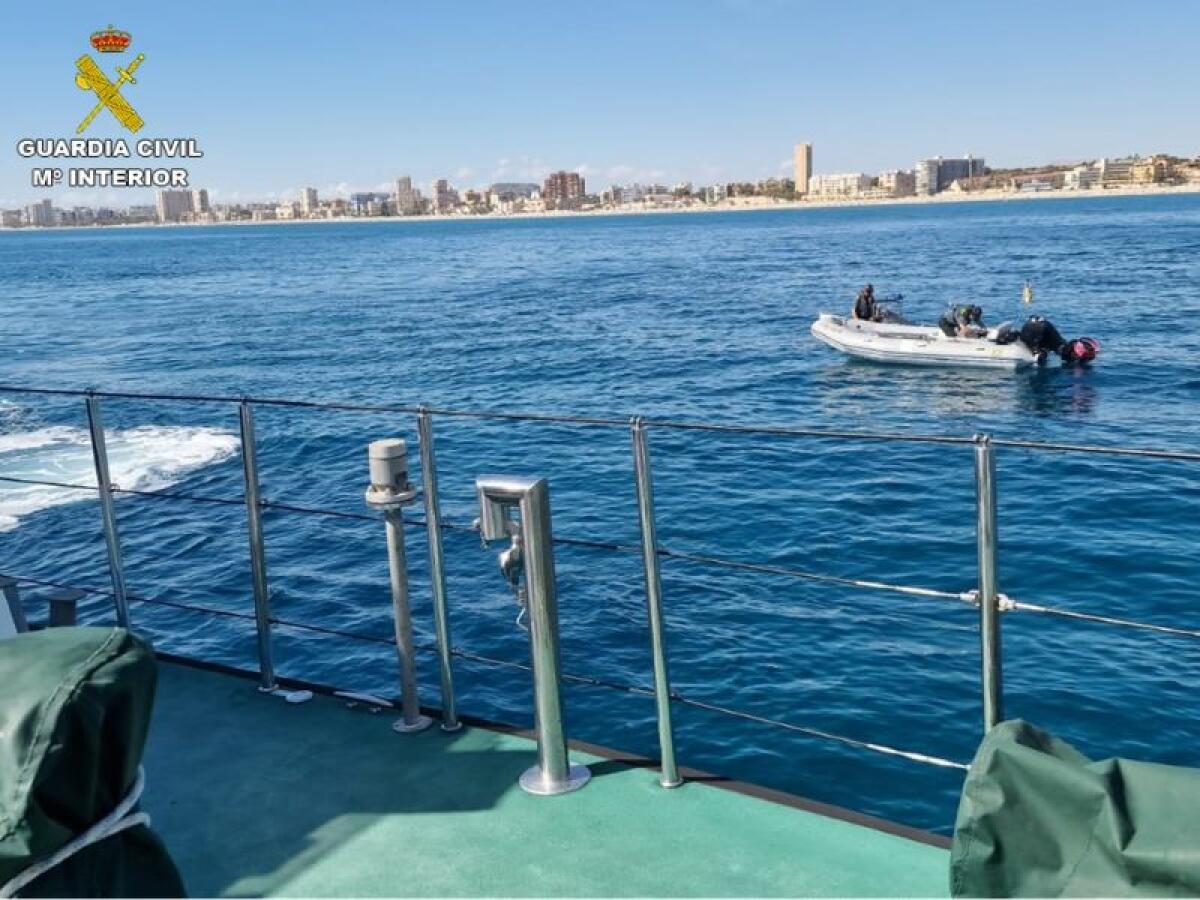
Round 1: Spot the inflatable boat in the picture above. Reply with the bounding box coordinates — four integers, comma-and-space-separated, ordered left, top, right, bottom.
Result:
811, 314, 1037, 369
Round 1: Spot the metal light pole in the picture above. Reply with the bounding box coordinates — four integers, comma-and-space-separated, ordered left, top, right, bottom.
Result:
366, 438, 433, 734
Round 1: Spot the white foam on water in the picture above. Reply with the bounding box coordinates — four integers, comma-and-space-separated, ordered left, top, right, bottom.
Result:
0, 425, 240, 532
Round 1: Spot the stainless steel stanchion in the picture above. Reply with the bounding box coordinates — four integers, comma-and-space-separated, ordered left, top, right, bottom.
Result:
417, 408, 460, 731
366, 438, 433, 734
477, 475, 590, 796
85, 396, 130, 628
0, 576, 27, 635
631, 418, 682, 788
239, 400, 277, 691
974, 434, 1004, 731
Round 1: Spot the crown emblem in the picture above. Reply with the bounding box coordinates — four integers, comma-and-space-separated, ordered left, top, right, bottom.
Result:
90, 25, 131, 53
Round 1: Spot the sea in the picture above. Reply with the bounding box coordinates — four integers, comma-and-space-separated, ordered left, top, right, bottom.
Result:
2, 193, 1199, 834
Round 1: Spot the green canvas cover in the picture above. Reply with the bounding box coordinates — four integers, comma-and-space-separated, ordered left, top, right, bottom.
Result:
0, 627, 184, 897
952, 719, 1200, 897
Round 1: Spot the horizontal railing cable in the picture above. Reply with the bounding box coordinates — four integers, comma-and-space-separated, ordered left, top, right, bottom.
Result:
991, 437, 1200, 463
666, 692, 969, 770
656, 546, 970, 603
0, 474, 96, 492
642, 418, 977, 446
112, 486, 244, 507
2, 383, 1198, 460
1010, 599, 1200, 640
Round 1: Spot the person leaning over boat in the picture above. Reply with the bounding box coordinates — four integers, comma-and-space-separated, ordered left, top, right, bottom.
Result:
852, 284, 878, 321
938, 304, 986, 338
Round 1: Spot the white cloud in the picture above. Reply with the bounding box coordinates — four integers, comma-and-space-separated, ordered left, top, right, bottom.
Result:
489, 155, 551, 182
321, 181, 353, 199
599, 164, 667, 186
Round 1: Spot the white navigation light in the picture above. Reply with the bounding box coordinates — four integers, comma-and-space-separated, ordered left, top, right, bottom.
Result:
365, 438, 417, 508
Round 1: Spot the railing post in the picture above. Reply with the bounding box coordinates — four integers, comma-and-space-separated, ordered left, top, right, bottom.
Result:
85, 395, 130, 628
631, 417, 683, 788
417, 407, 460, 731
239, 400, 277, 691
974, 434, 1003, 731
0, 576, 27, 635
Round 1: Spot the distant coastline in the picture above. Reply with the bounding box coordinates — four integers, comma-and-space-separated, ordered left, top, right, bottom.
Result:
5, 182, 1199, 234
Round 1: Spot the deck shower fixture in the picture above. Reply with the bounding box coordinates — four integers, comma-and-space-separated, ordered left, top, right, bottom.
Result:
476, 475, 591, 796
365, 438, 433, 733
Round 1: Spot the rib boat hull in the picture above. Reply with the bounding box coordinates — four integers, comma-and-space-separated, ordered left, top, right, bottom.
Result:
811, 314, 1036, 369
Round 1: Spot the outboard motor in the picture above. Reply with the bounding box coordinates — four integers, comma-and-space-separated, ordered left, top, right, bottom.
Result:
1061, 336, 1100, 365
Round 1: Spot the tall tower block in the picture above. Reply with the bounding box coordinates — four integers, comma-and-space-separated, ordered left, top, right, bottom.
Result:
793, 143, 813, 196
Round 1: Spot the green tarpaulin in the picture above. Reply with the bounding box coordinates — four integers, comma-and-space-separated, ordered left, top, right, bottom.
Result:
0, 627, 184, 897
952, 719, 1200, 897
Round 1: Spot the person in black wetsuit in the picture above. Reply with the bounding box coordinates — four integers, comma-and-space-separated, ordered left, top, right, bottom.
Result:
997, 315, 1099, 363
852, 284, 878, 321
1018, 315, 1065, 355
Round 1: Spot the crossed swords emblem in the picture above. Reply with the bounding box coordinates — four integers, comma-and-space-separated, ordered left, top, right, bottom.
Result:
75, 52, 146, 134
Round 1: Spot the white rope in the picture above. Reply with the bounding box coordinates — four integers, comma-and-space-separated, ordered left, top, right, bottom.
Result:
0, 766, 149, 898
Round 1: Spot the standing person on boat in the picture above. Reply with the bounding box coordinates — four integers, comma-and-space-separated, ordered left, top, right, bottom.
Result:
938, 304, 987, 338
852, 284, 878, 321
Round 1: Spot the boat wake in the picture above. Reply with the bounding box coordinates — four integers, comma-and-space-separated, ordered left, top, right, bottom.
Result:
0, 424, 239, 532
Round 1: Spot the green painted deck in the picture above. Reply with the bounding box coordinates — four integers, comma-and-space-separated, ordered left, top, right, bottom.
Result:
144, 661, 949, 897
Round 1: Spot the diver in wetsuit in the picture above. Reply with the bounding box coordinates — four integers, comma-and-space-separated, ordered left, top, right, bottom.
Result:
938, 304, 986, 337
996, 315, 1100, 363
1018, 315, 1065, 356
852, 284, 878, 321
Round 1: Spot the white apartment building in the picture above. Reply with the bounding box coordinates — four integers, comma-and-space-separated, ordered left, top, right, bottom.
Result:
301, 187, 318, 216
155, 189, 192, 222
877, 170, 916, 197
808, 173, 872, 199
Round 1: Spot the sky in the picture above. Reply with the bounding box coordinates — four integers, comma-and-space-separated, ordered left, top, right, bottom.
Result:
5, 0, 1200, 207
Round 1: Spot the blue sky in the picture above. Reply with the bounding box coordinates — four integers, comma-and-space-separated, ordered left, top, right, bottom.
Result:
6, 0, 1200, 207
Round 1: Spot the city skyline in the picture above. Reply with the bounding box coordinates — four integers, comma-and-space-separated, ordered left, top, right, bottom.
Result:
9, 147, 1197, 229
6, 1, 1200, 207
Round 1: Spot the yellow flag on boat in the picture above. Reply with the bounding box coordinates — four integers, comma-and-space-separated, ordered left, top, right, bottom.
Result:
1022, 281, 1034, 305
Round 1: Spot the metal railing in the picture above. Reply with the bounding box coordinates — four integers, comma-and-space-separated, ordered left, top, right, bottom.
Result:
2, 383, 1199, 786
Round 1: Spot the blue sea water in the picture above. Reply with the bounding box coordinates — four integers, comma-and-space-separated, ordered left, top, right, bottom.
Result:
2, 194, 1199, 834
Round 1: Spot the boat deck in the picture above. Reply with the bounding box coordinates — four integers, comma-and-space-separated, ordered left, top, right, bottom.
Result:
144, 660, 950, 897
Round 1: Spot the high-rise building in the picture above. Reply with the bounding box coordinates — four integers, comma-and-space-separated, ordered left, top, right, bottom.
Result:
191, 188, 210, 214
542, 171, 585, 208
793, 143, 813, 196
394, 177, 417, 214
301, 187, 318, 216
914, 159, 939, 196
155, 189, 192, 223
25, 199, 53, 227
914, 156, 986, 195
431, 179, 458, 213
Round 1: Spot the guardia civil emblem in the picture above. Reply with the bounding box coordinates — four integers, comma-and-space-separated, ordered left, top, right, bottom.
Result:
75, 25, 146, 134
